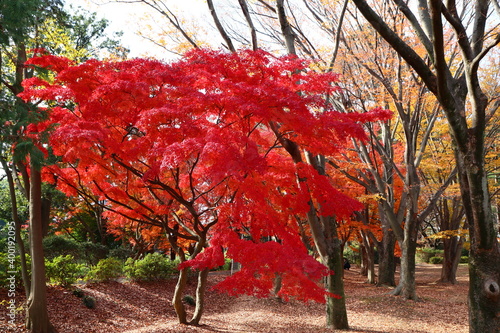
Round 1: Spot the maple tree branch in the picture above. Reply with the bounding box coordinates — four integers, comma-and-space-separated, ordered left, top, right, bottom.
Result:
326, 158, 372, 192
418, 166, 458, 222
171, 211, 199, 239
439, 2, 474, 61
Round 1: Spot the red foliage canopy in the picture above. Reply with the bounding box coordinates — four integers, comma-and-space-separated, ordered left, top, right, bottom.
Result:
21, 49, 391, 302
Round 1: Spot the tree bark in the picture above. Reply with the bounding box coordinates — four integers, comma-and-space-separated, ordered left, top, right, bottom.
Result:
1, 157, 31, 295
189, 269, 209, 325
377, 222, 396, 287
438, 197, 465, 284
440, 236, 463, 284
324, 217, 348, 329
25, 166, 57, 333
172, 267, 189, 324
348, 1, 500, 329
360, 230, 376, 284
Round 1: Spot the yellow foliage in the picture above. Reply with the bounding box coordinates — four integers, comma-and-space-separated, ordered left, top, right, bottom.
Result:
427, 229, 468, 240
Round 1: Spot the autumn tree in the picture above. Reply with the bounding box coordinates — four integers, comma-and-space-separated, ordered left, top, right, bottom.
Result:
21, 48, 390, 327
349, 0, 500, 331
1, 2, 127, 331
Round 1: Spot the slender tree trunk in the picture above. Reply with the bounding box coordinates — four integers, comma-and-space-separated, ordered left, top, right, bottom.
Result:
361, 230, 376, 284
1, 157, 31, 295
172, 267, 189, 324
25, 167, 57, 333
189, 269, 209, 325
324, 217, 348, 329
438, 197, 465, 284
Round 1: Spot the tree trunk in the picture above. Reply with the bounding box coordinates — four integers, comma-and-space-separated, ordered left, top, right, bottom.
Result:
377, 227, 396, 287
440, 236, 463, 284
25, 167, 57, 333
461, 158, 500, 332
468, 246, 500, 333
324, 229, 348, 329
1, 157, 31, 295
172, 267, 189, 324
392, 236, 418, 300
361, 230, 376, 284
189, 269, 209, 325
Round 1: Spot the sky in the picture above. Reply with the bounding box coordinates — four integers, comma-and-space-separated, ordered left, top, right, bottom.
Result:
65, 0, 207, 60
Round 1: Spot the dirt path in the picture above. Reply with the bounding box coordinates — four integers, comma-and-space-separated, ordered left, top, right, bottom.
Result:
1, 264, 469, 332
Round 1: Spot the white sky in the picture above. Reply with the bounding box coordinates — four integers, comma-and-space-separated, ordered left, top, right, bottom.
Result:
65, 0, 208, 60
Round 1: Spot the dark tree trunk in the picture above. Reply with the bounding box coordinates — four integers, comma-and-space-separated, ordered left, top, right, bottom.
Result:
25, 167, 57, 333
1, 157, 31, 295
440, 236, 463, 284
437, 197, 465, 284
377, 227, 396, 286
468, 246, 500, 333
392, 234, 418, 300
324, 217, 348, 329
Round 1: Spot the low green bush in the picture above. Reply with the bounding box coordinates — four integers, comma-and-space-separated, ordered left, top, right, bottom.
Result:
343, 244, 362, 265
86, 257, 123, 282
460, 256, 469, 264
182, 295, 196, 306
124, 253, 177, 281
82, 295, 96, 309
0, 253, 30, 288
80, 242, 109, 266
429, 256, 444, 264
43, 235, 82, 260
45, 255, 86, 286
213, 257, 232, 271
109, 247, 134, 260
417, 248, 444, 263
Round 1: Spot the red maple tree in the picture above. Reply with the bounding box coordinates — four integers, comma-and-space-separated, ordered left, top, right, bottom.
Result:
21, 48, 391, 325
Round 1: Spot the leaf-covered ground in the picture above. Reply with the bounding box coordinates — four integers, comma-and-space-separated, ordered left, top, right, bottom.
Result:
1, 264, 468, 332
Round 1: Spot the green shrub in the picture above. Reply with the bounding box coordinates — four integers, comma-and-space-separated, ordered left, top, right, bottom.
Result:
109, 247, 134, 260
460, 256, 469, 264
213, 257, 231, 271
0, 253, 30, 289
182, 295, 196, 306
124, 253, 177, 281
82, 295, 96, 309
45, 255, 86, 286
429, 256, 444, 264
80, 242, 109, 266
343, 243, 362, 265
417, 248, 444, 263
43, 235, 82, 260
86, 257, 123, 282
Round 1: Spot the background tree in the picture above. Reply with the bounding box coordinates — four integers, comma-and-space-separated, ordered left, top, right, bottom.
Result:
0, 1, 127, 331
349, 0, 500, 331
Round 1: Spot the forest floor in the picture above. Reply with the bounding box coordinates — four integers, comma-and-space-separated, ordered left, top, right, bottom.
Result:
1, 263, 469, 333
